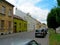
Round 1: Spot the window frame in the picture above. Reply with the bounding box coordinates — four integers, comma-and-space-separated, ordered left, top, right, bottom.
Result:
8, 9, 12, 16
1, 6, 6, 14
1, 20, 4, 30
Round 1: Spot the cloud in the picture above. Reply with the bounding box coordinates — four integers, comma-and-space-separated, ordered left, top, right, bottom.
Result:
6, 0, 49, 24
18, 3, 49, 23
6, 0, 41, 6
6, 0, 15, 5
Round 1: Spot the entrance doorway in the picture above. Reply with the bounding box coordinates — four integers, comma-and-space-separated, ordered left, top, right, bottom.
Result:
13, 26, 17, 33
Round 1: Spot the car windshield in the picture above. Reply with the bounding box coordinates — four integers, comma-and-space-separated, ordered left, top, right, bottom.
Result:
0, 0, 50, 45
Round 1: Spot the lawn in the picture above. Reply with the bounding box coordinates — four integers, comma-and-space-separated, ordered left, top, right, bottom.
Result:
49, 29, 60, 45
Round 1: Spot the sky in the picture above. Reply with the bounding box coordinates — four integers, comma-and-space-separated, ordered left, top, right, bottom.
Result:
6, 0, 57, 24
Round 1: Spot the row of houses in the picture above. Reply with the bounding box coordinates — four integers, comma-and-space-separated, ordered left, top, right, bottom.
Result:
0, 0, 43, 35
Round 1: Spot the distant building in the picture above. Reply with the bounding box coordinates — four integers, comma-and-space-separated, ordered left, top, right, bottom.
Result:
41, 23, 48, 28
35, 20, 41, 30
13, 15, 27, 33
0, 0, 14, 35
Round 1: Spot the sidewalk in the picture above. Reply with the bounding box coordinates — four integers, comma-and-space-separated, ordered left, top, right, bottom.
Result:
0, 31, 34, 39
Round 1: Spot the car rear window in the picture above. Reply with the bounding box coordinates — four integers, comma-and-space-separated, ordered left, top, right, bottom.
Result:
36, 30, 39, 32
36, 30, 41, 32
41, 29, 45, 32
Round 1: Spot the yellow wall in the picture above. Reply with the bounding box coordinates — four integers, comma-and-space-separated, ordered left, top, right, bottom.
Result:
13, 18, 27, 33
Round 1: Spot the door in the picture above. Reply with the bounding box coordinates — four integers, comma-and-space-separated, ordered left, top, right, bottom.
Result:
13, 26, 17, 33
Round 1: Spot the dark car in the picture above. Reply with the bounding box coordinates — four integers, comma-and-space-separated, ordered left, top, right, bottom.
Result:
35, 29, 46, 38
43, 28, 48, 34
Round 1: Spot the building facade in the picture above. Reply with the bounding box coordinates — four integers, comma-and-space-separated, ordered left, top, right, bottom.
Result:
25, 13, 36, 32
13, 15, 27, 33
0, 0, 14, 35
41, 23, 48, 28
35, 20, 41, 30
15, 8, 41, 32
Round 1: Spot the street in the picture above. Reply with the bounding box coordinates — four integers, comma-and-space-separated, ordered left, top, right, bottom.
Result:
0, 31, 49, 45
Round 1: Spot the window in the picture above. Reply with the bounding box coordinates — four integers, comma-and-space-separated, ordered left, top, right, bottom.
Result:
1, 20, 4, 30
8, 21, 11, 30
8, 21, 11, 28
8, 9, 12, 16
2, 6, 5, 14
14, 22, 17, 24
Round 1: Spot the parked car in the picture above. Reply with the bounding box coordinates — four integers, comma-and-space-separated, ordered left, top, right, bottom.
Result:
35, 28, 46, 38
43, 28, 48, 34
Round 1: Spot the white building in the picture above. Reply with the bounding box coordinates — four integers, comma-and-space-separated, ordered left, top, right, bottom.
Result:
15, 8, 36, 32
25, 13, 36, 31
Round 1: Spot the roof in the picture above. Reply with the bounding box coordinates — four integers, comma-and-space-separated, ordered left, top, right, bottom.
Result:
1, 0, 14, 7
13, 15, 26, 21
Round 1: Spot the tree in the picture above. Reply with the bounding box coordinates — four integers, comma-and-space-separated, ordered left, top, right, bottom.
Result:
47, 0, 60, 33
47, 8, 59, 30
57, 0, 60, 6
56, 7, 60, 25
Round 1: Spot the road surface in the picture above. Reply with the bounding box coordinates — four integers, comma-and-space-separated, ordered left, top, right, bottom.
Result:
0, 31, 49, 45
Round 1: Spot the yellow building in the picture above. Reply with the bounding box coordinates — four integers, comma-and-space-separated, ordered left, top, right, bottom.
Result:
13, 15, 27, 33
0, 0, 14, 35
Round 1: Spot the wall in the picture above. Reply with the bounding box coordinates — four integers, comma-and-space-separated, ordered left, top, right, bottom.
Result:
13, 18, 27, 33
0, 0, 14, 34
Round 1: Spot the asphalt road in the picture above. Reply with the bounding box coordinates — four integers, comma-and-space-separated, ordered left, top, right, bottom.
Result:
0, 31, 49, 45
34, 34, 49, 45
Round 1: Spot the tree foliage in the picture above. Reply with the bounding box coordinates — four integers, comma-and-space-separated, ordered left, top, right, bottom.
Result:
56, 8, 60, 25
47, 8, 59, 29
57, 0, 60, 6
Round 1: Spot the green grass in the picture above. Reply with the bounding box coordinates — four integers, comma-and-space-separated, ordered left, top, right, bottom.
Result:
49, 29, 60, 45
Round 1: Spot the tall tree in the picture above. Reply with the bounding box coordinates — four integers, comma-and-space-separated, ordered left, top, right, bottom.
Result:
56, 8, 60, 25
47, 8, 59, 30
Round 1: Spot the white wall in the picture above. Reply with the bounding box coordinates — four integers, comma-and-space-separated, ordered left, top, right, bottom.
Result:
25, 14, 36, 32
